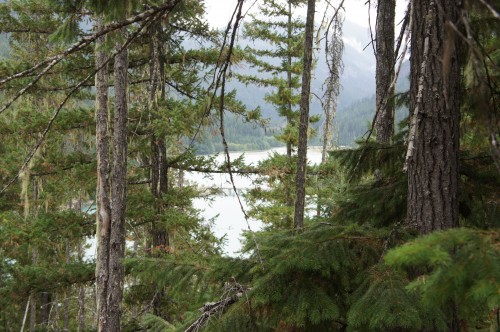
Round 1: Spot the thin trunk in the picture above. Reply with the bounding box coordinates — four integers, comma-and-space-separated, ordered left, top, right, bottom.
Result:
29, 179, 38, 332
95, 18, 111, 332
29, 280, 36, 331
286, 0, 293, 161
77, 241, 86, 332
131, 239, 139, 320
40, 293, 51, 326
294, 0, 315, 229
406, 0, 461, 235
149, 22, 169, 318
375, 0, 396, 143
284, 0, 294, 220
53, 293, 60, 331
63, 242, 70, 332
107, 32, 129, 332
21, 296, 30, 332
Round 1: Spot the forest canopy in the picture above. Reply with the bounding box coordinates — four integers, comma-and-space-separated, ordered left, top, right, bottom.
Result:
0, 0, 498, 331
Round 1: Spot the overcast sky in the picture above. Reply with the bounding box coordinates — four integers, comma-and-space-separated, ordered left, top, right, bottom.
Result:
204, 0, 408, 29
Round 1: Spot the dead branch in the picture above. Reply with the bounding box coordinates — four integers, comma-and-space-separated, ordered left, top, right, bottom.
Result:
185, 281, 249, 332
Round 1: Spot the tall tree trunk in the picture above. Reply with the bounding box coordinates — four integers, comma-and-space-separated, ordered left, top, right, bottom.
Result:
27, 176, 37, 332
63, 242, 70, 332
107, 33, 129, 332
148, 21, 169, 318
406, 0, 461, 235
40, 292, 51, 327
293, 0, 315, 229
53, 293, 60, 331
95, 18, 111, 332
77, 240, 86, 332
29, 289, 36, 332
286, 0, 293, 161
407, 3, 462, 327
375, 0, 396, 143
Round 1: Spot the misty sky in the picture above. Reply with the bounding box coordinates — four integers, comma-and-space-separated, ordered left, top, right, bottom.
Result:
204, 0, 408, 29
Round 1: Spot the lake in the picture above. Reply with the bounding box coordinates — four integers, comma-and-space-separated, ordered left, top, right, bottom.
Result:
187, 146, 323, 256
85, 147, 324, 259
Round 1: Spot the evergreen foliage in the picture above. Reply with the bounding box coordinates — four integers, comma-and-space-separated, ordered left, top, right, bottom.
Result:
0, 0, 498, 330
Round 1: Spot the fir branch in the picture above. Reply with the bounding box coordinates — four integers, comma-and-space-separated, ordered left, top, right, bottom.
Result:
0, 10, 162, 197
0, 0, 181, 116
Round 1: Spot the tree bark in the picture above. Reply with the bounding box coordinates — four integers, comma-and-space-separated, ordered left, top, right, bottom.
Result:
40, 292, 51, 327
286, 0, 293, 161
94, 18, 111, 332
407, 0, 461, 235
293, 0, 315, 229
107, 33, 129, 332
375, 0, 396, 143
148, 22, 169, 318
63, 242, 70, 332
285, 0, 294, 213
77, 240, 86, 332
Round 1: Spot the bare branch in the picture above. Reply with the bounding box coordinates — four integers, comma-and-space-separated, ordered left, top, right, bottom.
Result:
478, 0, 500, 19
185, 281, 249, 332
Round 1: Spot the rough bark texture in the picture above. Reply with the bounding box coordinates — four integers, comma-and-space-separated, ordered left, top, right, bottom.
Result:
107, 35, 129, 332
95, 19, 111, 332
148, 22, 170, 318
375, 0, 396, 143
407, 0, 461, 236
293, 0, 315, 229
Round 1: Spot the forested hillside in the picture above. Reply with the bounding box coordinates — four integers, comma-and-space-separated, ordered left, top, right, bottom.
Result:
0, 0, 498, 331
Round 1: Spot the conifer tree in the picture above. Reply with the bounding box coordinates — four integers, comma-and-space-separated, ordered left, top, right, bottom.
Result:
238, 0, 306, 229
239, 0, 305, 159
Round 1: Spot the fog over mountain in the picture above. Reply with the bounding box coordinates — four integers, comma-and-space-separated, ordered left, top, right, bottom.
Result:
230, 19, 378, 122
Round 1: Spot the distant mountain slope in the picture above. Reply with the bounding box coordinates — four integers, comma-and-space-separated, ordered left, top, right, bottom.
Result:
230, 19, 377, 122
202, 19, 410, 153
